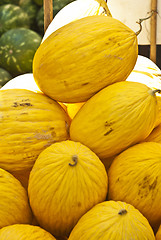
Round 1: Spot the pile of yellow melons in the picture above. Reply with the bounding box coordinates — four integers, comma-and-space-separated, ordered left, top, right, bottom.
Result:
1, 0, 161, 239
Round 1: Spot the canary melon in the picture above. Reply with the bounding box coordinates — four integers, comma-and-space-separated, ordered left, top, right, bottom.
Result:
70, 81, 158, 159
0, 89, 70, 172
126, 69, 161, 127
28, 140, 108, 238
108, 141, 161, 233
144, 120, 161, 143
0, 224, 56, 240
68, 201, 155, 240
0, 168, 32, 228
33, 15, 138, 103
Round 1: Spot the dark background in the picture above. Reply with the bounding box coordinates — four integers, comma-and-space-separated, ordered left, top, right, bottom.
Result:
139, 45, 161, 69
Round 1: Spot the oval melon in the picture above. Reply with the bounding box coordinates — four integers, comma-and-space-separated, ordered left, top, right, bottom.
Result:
0, 168, 32, 228
0, 224, 56, 240
33, 15, 138, 103
70, 81, 158, 159
0, 88, 70, 172
28, 140, 108, 238
108, 141, 161, 233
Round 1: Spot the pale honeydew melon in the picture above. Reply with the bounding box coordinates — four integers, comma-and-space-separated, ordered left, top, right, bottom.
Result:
126, 55, 161, 127
133, 55, 161, 78
126, 55, 161, 96
126, 70, 161, 94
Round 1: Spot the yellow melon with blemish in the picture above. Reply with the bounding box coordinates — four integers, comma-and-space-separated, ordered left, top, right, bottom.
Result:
70, 81, 158, 159
33, 15, 138, 103
0, 89, 70, 172
0, 168, 32, 229
108, 141, 161, 233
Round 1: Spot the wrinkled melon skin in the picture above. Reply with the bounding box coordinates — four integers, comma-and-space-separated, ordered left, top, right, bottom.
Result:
0, 224, 56, 240
108, 142, 161, 233
68, 201, 155, 240
0, 168, 33, 229
28, 140, 108, 238
33, 15, 138, 103
144, 122, 161, 143
70, 81, 158, 159
0, 89, 70, 172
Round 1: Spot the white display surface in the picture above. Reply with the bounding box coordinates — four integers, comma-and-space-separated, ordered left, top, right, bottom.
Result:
108, 0, 161, 44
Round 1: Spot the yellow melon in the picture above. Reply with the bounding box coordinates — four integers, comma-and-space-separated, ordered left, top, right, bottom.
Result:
126, 65, 161, 127
1, 76, 67, 112
70, 81, 158, 159
28, 140, 108, 238
144, 122, 161, 143
0, 89, 70, 172
0, 168, 32, 229
108, 141, 161, 233
33, 15, 138, 103
68, 200, 155, 240
156, 96, 161, 126
0, 224, 56, 240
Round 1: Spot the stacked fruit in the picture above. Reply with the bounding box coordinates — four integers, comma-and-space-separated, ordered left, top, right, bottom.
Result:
1, 0, 161, 239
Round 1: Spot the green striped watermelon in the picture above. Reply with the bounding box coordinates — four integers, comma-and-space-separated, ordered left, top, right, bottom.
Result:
0, 68, 12, 88
19, 0, 39, 26
0, 4, 30, 36
0, 28, 42, 76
